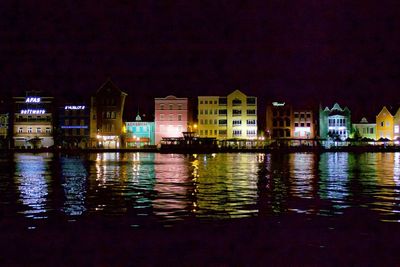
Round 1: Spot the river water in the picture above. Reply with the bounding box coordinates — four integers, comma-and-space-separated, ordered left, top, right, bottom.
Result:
1, 152, 400, 226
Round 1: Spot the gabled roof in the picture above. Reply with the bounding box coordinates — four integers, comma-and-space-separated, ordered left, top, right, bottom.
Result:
376, 106, 394, 118
331, 103, 343, 111
96, 79, 127, 96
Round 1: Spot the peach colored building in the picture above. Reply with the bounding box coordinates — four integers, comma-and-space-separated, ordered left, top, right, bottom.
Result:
154, 95, 188, 145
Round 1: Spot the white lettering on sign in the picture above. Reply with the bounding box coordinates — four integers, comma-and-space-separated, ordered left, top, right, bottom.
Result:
21, 109, 45, 114
25, 97, 41, 103
65, 106, 85, 110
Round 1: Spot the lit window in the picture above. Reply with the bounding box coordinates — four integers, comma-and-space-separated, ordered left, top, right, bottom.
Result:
18, 127, 23, 133
28, 127, 32, 133
178, 114, 182, 121
37, 127, 42, 133
395, 125, 399, 134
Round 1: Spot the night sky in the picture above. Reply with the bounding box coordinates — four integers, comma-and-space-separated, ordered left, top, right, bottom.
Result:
1, 1, 400, 122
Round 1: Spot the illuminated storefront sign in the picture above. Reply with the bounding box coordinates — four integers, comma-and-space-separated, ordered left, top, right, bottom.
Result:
21, 109, 45, 114
25, 97, 41, 103
272, 102, 285, 107
61, 126, 88, 129
65, 106, 85, 110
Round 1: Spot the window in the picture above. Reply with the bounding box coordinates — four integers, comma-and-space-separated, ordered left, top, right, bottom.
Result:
233, 130, 242, 136
169, 114, 174, 121
295, 123, 299, 127
306, 113, 311, 118
219, 109, 227, 115
205, 110, 208, 115
36, 127, 42, 133
178, 104, 182, 110
247, 130, 256, 136
370, 128, 374, 134
214, 130, 217, 135
300, 123, 305, 127
380, 121, 384, 127
205, 130, 208, 135
386, 121, 390, 127
219, 119, 227, 125
395, 125, 399, 134
214, 101, 217, 104
200, 100, 203, 104
232, 99, 242, 105
233, 109, 241, 116
214, 119, 217, 125
160, 104, 164, 110
214, 109, 218, 114
219, 97, 227, 105
246, 97, 256, 105
65, 119, 69, 126
169, 104, 173, 110
18, 127, 23, 133
160, 114, 164, 121
219, 130, 227, 135
294, 113, 299, 118
178, 114, 182, 121
200, 119, 203, 124
46, 128, 51, 134
306, 123, 311, 127
233, 120, 242, 126
246, 119, 256, 125
200, 109, 203, 115
247, 109, 256, 115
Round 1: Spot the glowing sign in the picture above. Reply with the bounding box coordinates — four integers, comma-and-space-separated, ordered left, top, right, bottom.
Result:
26, 97, 41, 103
272, 102, 285, 107
21, 109, 45, 114
61, 126, 88, 129
65, 106, 85, 110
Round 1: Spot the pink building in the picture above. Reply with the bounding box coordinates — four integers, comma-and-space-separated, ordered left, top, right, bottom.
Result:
154, 95, 189, 144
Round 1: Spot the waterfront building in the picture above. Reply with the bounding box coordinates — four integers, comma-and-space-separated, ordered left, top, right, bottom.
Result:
154, 95, 188, 145
90, 79, 127, 148
0, 113, 9, 148
197, 90, 257, 140
266, 102, 292, 139
58, 102, 90, 148
293, 109, 315, 139
375, 106, 399, 140
12, 91, 54, 148
352, 117, 376, 140
394, 107, 400, 141
125, 113, 155, 147
319, 103, 351, 140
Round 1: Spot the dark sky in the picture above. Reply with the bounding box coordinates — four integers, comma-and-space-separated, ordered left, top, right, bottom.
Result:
1, 0, 400, 121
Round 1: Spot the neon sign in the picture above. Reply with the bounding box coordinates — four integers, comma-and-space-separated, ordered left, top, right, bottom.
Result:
26, 97, 41, 103
21, 109, 45, 114
65, 106, 85, 110
272, 102, 285, 107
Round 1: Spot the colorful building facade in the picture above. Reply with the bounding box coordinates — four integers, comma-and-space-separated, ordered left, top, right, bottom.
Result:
353, 117, 376, 140
375, 106, 400, 140
198, 90, 257, 140
125, 114, 155, 147
293, 109, 315, 138
90, 80, 127, 148
319, 103, 351, 140
12, 92, 54, 148
154, 95, 188, 144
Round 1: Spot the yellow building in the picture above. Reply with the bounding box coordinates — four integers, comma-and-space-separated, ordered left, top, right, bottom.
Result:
198, 90, 257, 140
376, 106, 394, 140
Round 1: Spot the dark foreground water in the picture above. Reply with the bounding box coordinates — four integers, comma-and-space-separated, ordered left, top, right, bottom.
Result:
1, 152, 400, 225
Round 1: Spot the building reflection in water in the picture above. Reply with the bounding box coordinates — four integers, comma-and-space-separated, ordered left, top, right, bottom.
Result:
153, 154, 192, 220
193, 153, 259, 219
60, 156, 88, 216
318, 153, 350, 213
88, 152, 156, 217
288, 153, 317, 214
14, 153, 52, 219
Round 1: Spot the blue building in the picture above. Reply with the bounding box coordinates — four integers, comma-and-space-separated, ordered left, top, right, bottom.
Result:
125, 114, 155, 147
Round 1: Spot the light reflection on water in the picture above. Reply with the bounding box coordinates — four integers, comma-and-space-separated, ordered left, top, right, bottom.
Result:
2, 152, 400, 224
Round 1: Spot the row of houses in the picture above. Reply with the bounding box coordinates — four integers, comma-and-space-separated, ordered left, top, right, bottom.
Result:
0, 79, 399, 149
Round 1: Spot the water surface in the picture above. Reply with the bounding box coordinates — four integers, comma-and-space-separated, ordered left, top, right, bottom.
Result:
2, 152, 400, 226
